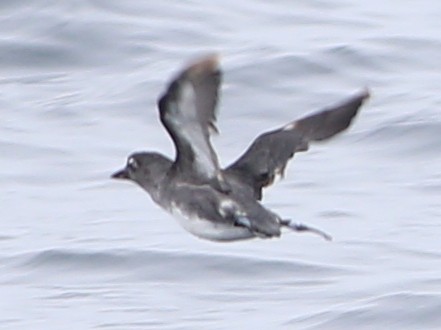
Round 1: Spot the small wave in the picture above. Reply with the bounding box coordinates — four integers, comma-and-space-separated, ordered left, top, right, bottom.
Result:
293, 291, 441, 330
344, 240, 441, 260
319, 44, 388, 73
231, 54, 335, 90
0, 235, 15, 241
0, 39, 80, 69
0, 140, 67, 159
318, 210, 355, 219
12, 248, 346, 283
368, 36, 441, 70
359, 120, 441, 156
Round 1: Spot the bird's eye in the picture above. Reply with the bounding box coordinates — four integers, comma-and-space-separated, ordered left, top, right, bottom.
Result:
127, 157, 138, 170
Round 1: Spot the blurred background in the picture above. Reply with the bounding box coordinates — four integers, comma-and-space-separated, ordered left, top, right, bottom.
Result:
1, 1, 441, 329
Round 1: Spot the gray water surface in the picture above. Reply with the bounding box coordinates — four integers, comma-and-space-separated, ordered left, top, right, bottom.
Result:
2, 1, 441, 329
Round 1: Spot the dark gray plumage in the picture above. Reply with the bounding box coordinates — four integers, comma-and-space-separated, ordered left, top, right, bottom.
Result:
225, 88, 370, 200
157, 55, 229, 193
112, 54, 369, 242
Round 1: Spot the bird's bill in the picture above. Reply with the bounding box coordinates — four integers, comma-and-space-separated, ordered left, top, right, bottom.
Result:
111, 167, 129, 179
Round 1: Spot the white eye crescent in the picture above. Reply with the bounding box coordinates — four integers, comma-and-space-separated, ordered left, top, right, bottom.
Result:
128, 157, 138, 169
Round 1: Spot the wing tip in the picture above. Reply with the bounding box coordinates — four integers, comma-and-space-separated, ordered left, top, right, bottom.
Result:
186, 53, 220, 77
359, 87, 371, 101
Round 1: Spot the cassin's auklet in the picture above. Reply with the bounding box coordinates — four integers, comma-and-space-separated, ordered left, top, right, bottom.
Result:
111, 54, 370, 242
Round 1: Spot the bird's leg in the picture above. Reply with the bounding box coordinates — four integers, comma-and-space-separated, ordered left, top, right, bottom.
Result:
234, 215, 252, 229
280, 220, 332, 241
234, 216, 269, 238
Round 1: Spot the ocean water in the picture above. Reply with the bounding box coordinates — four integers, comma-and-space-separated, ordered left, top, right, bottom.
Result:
2, 1, 441, 329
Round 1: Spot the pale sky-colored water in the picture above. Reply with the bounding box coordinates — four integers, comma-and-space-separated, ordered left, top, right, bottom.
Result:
1, 1, 441, 329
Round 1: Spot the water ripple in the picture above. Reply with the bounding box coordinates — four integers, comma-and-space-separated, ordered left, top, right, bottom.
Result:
296, 292, 441, 330
10, 248, 345, 283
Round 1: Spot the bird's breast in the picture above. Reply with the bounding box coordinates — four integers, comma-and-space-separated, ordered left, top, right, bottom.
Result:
169, 205, 254, 242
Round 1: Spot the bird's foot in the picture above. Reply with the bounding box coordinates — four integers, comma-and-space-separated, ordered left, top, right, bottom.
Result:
281, 220, 332, 241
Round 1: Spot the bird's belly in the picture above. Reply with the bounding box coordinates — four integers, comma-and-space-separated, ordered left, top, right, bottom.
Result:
170, 211, 254, 242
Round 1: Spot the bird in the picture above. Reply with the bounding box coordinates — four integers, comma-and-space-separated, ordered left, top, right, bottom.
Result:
111, 54, 369, 242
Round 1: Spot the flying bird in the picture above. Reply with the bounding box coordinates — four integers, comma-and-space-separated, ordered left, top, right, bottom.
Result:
112, 54, 369, 242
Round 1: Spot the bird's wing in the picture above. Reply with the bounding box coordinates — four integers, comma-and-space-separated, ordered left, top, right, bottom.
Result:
225, 89, 370, 200
158, 54, 228, 191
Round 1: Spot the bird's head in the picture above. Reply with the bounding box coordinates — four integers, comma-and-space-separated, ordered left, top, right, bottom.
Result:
111, 152, 172, 193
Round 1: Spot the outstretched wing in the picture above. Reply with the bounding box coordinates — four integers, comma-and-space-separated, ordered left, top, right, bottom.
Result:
158, 54, 229, 191
225, 89, 370, 200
